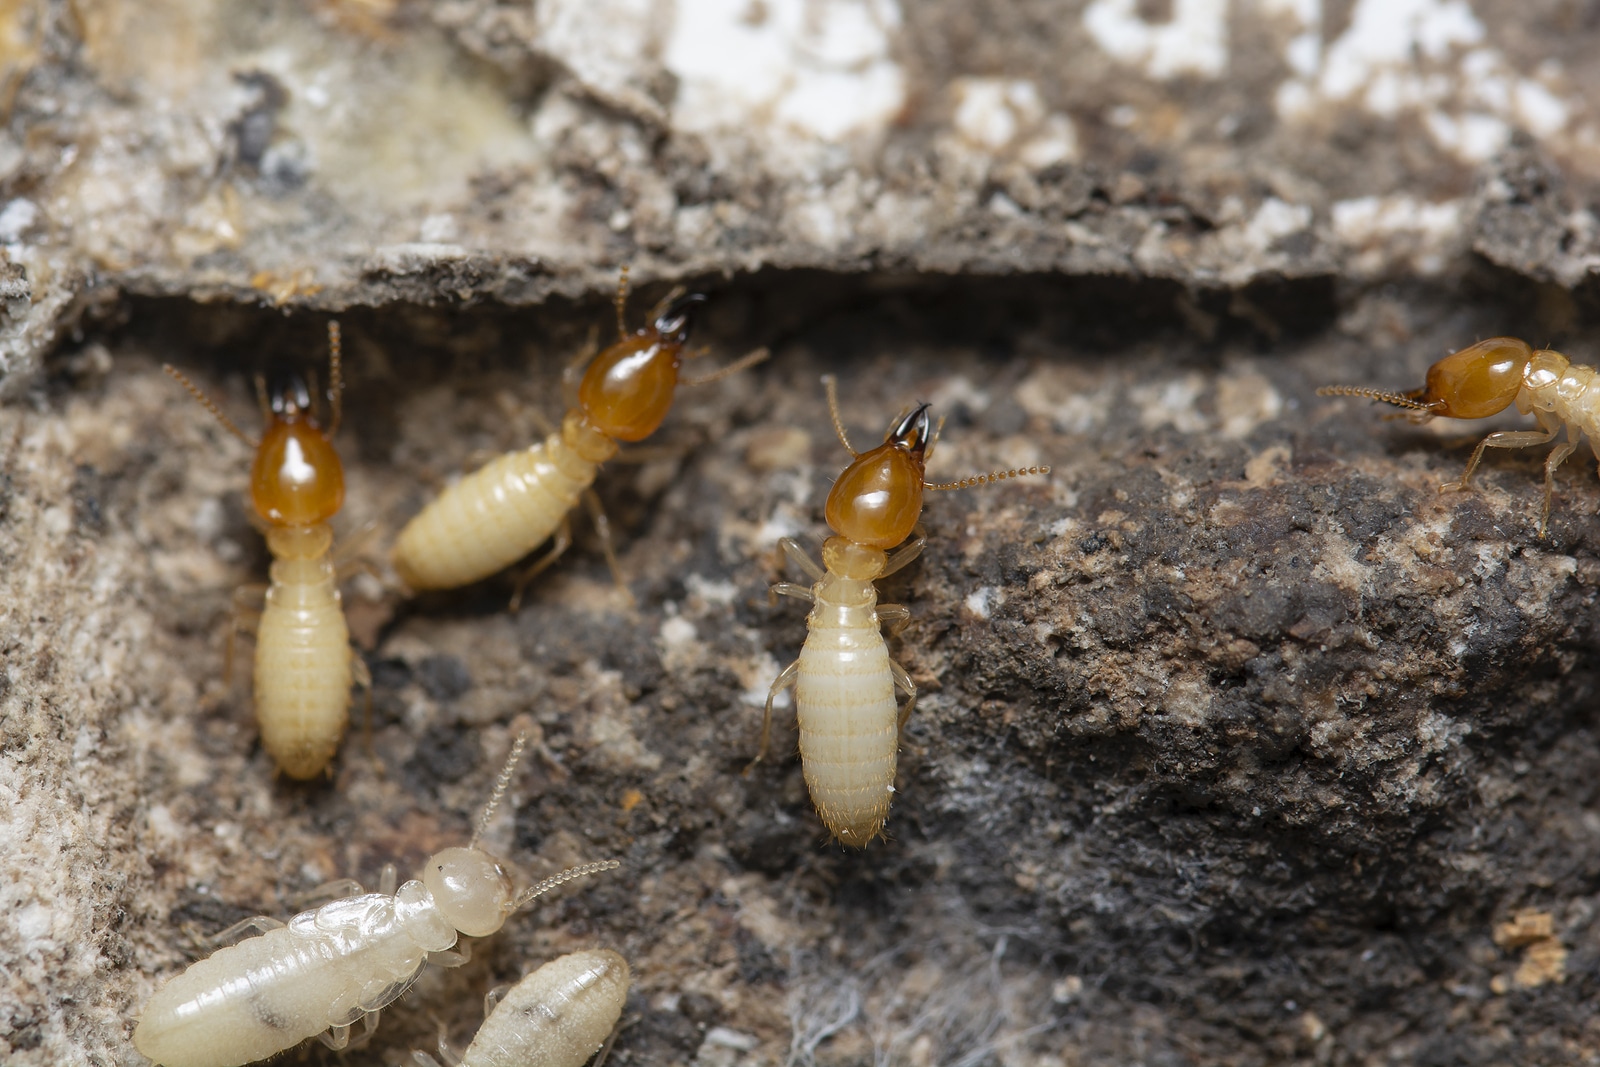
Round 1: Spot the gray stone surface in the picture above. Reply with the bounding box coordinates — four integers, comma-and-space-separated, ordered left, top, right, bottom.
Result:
7, 2, 1600, 1066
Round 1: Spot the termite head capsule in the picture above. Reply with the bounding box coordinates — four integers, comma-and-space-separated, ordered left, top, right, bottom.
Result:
577, 291, 708, 442
825, 403, 933, 549
251, 372, 345, 527
1320, 337, 1536, 421
423, 846, 515, 938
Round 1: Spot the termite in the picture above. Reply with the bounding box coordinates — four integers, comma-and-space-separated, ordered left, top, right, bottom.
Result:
163, 323, 370, 779
1320, 336, 1600, 536
391, 268, 768, 605
750, 376, 1050, 847
134, 734, 621, 1067
410, 949, 631, 1067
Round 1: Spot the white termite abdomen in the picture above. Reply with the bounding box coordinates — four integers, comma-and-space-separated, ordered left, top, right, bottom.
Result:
135, 885, 455, 1067
459, 949, 631, 1067
255, 529, 353, 779
795, 571, 898, 848
393, 429, 604, 591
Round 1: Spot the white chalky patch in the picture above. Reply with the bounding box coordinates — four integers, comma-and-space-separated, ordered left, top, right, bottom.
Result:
1082, 0, 1229, 80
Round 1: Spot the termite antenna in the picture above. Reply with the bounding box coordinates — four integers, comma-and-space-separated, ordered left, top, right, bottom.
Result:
613, 265, 630, 340
1316, 385, 1433, 412
512, 860, 622, 910
822, 374, 858, 456
326, 320, 344, 436
163, 365, 256, 447
925, 464, 1051, 491
469, 732, 528, 851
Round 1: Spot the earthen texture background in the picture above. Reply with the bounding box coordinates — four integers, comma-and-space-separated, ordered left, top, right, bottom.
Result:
7, 1, 1600, 1065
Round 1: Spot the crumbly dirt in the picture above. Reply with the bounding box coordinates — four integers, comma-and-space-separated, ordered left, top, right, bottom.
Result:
8, 2, 1600, 1066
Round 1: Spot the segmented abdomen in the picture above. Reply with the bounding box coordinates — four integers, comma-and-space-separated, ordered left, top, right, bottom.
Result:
464, 950, 631, 1067
132, 898, 427, 1067
256, 564, 351, 780
392, 435, 596, 591
795, 621, 898, 847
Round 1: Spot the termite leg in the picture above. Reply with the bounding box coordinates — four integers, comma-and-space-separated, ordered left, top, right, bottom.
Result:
745, 660, 800, 774
881, 536, 926, 578
508, 516, 574, 612
877, 603, 911, 637
482, 983, 513, 1017
343, 1010, 381, 1051
208, 915, 286, 946
582, 487, 633, 604
1537, 428, 1581, 537
225, 584, 268, 686
352, 654, 377, 771
561, 324, 602, 410
320, 1023, 352, 1051
377, 862, 398, 896
429, 940, 473, 969
769, 582, 814, 607
1443, 409, 1560, 492
593, 1016, 624, 1067
779, 537, 825, 581
290, 879, 368, 907
680, 346, 770, 387
890, 659, 918, 731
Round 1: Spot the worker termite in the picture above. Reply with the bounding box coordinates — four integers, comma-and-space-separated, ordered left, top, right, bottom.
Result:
750, 377, 1050, 847
134, 734, 621, 1067
1320, 336, 1600, 537
410, 949, 631, 1067
391, 268, 768, 605
163, 323, 370, 779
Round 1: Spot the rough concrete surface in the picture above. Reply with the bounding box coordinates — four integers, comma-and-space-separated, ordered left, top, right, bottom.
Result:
8, 1, 1600, 1066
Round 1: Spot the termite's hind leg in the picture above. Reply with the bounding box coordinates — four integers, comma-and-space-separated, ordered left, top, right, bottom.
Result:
352, 653, 379, 773
1537, 425, 1581, 537
582, 488, 634, 606
377, 863, 398, 896
508, 516, 574, 612
593, 1015, 625, 1067
890, 659, 918, 732
225, 584, 267, 688
319, 1024, 352, 1051
745, 660, 799, 775
429, 939, 473, 969
345, 1010, 382, 1051
289, 879, 366, 907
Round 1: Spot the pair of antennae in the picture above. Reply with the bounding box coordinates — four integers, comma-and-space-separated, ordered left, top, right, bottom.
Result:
163, 321, 346, 444
821, 374, 1052, 488
1315, 384, 1433, 412
469, 731, 622, 911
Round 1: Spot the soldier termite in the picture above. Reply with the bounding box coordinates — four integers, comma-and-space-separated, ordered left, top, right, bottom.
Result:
134, 734, 621, 1067
1320, 336, 1600, 537
391, 268, 768, 606
410, 949, 631, 1067
163, 323, 370, 779
749, 377, 1050, 847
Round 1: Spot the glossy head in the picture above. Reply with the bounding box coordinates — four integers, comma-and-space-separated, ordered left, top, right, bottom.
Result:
825, 404, 932, 549
577, 292, 708, 442
249, 375, 345, 526
423, 846, 515, 938
1321, 337, 1534, 420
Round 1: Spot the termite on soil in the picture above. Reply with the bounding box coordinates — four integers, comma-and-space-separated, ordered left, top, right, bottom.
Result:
1320, 336, 1600, 536
749, 376, 1049, 847
164, 323, 369, 779
409, 949, 631, 1067
134, 734, 621, 1067
391, 268, 768, 607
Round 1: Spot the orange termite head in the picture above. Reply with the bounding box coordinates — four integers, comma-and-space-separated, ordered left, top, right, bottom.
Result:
577, 291, 708, 442
1320, 337, 1535, 421
824, 403, 933, 550
250, 371, 345, 527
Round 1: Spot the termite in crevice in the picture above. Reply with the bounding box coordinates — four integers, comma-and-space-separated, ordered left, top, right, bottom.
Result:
391, 268, 768, 608
1321, 336, 1600, 536
164, 322, 370, 779
749, 375, 1050, 847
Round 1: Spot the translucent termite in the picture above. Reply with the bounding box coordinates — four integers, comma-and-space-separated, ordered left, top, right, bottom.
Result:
1320, 336, 1600, 536
391, 268, 768, 605
750, 377, 1050, 846
411, 949, 631, 1067
134, 734, 620, 1067
164, 323, 369, 779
